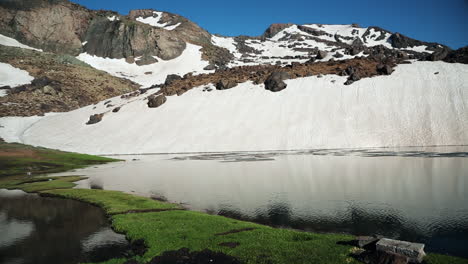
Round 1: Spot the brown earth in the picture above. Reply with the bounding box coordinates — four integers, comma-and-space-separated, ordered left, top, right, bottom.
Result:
0, 45, 139, 117
157, 57, 397, 97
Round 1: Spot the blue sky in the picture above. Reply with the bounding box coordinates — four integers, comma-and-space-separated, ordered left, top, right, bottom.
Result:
72, 0, 468, 49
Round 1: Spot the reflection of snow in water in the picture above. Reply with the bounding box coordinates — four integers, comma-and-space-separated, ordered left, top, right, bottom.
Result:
81, 227, 127, 253
0, 212, 34, 248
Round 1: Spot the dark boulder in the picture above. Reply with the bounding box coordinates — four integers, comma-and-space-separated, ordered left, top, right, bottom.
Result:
112, 107, 121, 113
333, 52, 344, 58
216, 80, 238, 90
164, 74, 182, 86
86, 113, 104, 125
135, 55, 158, 66
377, 64, 394, 75
148, 94, 167, 108
264, 71, 291, 92
389, 33, 422, 49
316, 50, 328, 60
344, 73, 361, 85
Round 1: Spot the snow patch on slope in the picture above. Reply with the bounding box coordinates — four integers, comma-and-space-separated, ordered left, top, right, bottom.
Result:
77, 43, 211, 87
0, 63, 34, 97
0, 34, 42, 51
136, 11, 181, 31
4, 61, 466, 155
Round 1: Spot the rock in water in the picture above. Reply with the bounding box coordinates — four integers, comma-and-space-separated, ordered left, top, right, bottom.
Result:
264, 71, 291, 92
148, 95, 167, 108
376, 238, 425, 263
86, 114, 104, 125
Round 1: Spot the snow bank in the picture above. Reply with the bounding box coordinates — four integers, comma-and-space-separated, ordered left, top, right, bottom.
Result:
0, 62, 34, 97
2, 61, 464, 155
0, 34, 42, 51
77, 43, 211, 87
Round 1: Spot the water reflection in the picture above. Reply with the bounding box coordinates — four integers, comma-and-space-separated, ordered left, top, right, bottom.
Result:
0, 189, 129, 264
52, 146, 468, 257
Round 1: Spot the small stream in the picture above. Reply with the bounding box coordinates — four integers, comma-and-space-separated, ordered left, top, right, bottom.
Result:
0, 189, 129, 264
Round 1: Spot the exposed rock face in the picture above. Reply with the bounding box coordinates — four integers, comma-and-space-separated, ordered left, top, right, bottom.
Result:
86, 113, 104, 125
0, 0, 92, 54
444, 46, 468, 64
147, 94, 167, 108
264, 71, 291, 92
262, 23, 294, 38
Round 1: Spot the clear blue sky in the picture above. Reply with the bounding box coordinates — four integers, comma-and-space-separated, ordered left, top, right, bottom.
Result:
72, 0, 468, 49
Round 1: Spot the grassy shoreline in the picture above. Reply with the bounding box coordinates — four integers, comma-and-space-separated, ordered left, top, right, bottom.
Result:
1, 142, 467, 264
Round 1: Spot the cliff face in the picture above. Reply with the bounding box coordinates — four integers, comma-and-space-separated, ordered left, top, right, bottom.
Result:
0, 0, 91, 55
0, 0, 223, 64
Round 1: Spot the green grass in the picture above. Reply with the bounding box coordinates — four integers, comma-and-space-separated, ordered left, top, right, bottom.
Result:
43, 189, 180, 214
111, 210, 359, 264
0, 142, 118, 177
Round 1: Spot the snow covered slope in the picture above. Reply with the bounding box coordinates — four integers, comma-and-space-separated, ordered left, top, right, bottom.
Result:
0, 34, 42, 52
0, 62, 34, 97
77, 43, 212, 87
2, 61, 466, 155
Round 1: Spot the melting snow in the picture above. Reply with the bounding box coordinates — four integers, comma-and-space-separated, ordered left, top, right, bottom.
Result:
76, 43, 211, 87
136, 11, 181, 31
0, 34, 42, 51
0, 62, 34, 97
3, 61, 466, 155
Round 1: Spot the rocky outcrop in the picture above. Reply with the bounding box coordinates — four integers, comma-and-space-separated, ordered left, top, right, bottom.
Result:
262, 23, 294, 38
264, 71, 291, 92
0, 0, 92, 54
0, 45, 138, 117
444, 46, 468, 64
164, 74, 182, 86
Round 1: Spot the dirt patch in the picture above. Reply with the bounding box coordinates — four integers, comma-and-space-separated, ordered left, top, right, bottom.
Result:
147, 248, 242, 264
215, 228, 256, 236
0, 149, 41, 159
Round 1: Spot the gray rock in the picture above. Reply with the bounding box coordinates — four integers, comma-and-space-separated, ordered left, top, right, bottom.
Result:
376, 238, 426, 263
356, 236, 380, 249
264, 71, 290, 92
135, 55, 158, 66
112, 107, 121, 113
164, 74, 182, 86
216, 80, 238, 90
147, 94, 167, 108
316, 50, 328, 60
86, 113, 104, 125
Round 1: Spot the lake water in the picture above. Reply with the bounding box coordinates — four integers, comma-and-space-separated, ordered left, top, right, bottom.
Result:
0, 189, 129, 264
53, 146, 468, 258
